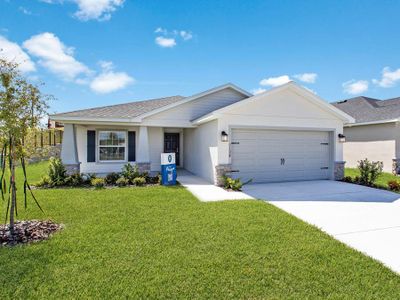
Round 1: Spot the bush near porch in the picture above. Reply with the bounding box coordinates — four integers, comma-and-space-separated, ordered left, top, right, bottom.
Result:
0, 161, 399, 299
345, 167, 399, 190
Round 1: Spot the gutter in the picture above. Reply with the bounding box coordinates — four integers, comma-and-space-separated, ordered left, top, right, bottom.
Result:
344, 118, 399, 127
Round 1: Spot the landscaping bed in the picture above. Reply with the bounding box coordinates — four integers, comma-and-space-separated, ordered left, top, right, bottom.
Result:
0, 220, 62, 246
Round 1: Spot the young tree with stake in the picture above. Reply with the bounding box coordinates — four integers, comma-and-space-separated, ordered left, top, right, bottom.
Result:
0, 58, 51, 237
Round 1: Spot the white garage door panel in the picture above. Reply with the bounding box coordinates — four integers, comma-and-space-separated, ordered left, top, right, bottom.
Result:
231, 129, 331, 183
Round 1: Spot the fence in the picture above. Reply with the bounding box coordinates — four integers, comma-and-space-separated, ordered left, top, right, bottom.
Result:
25, 129, 64, 148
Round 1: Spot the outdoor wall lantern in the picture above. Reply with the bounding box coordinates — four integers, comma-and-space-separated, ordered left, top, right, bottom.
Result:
338, 133, 346, 143
221, 131, 229, 142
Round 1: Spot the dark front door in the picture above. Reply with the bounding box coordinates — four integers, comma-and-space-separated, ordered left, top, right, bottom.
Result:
164, 133, 180, 166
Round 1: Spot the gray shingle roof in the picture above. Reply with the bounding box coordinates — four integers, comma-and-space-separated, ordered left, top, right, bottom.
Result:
332, 96, 400, 123
51, 96, 185, 119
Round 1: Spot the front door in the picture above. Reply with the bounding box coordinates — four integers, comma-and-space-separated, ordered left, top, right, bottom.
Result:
164, 133, 180, 166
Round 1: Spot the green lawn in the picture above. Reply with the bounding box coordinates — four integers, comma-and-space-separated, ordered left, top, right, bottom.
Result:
0, 162, 399, 299
345, 167, 399, 188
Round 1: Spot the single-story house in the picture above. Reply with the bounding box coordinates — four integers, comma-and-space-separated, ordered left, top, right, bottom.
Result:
50, 82, 354, 185
332, 96, 400, 173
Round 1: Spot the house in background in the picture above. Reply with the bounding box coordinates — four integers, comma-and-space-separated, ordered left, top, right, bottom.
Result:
50, 82, 353, 185
333, 96, 400, 174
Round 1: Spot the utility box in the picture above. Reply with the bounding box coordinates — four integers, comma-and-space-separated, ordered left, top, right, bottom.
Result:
161, 153, 177, 185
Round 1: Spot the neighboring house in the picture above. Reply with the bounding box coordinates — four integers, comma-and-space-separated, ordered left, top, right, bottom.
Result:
332, 96, 400, 173
50, 82, 353, 185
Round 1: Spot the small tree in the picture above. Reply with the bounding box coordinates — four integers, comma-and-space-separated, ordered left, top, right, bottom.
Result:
0, 58, 51, 236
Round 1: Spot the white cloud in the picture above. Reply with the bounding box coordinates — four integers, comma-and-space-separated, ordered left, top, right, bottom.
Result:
260, 75, 291, 87
372, 67, 400, 88
19, 6, 33, 15
155, 36, 176, 48
0, 35, 36, 72
23, 32, 91, 81
294, 73, 317, 83
74, 0, 125, 21
342, 80, 369, 95
98, 60, 113, 71
251, 87, 266, 95
154, 27, 168, 35
90, 70, 134, 93
180, 30, 193, 41
39, 0, 124, 21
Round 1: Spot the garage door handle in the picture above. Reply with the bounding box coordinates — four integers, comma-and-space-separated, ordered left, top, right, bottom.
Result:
230, 170, 240, 173
320, 167, 329, 169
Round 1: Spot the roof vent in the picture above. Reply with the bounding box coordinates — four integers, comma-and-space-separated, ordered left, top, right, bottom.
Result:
337, 100, 348, 104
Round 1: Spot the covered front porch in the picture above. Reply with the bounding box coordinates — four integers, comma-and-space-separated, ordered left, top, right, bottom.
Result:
61, 124, 188, 175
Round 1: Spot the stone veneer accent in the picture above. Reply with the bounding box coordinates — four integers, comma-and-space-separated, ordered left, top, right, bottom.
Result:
65, 163, 80, 175
392, 159, 400, 175
215, 164, 232, 186
137, 162, 151, 173
334, 161, 345, 180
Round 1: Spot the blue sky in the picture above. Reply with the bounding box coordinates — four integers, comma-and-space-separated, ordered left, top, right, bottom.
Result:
1, 0, 400, 114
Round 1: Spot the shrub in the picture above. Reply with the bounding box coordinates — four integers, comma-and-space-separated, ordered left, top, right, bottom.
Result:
121, 163, 140, 183
48, 157, 67, 186
357, 158, 383, 186
221, 175, 252, 191
91, 178, 105, 188
342, 176, 354, 183
116, 177, 130, 187
36, 175, 51, 187
146, 173, 161, 185
388, 180, 400, 192
65, 173, 84, 187
104, 172, 120, 185
133, 177, 146, 186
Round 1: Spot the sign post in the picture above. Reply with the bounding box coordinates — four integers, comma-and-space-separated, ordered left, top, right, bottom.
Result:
161, 153, 177, 185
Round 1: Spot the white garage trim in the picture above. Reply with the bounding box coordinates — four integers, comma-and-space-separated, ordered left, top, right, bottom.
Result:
229, 128, 334, 183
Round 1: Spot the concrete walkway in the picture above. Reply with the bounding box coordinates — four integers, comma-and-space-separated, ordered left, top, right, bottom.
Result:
243, 180, 400, 274
177, 170, 253, 202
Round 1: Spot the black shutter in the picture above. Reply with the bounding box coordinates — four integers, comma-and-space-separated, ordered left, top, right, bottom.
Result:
87, 130, 96, 162
128, 131, 136, 162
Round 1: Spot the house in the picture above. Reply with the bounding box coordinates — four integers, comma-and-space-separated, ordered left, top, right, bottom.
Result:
332, 96, 400, 173
50, 82, 354, 185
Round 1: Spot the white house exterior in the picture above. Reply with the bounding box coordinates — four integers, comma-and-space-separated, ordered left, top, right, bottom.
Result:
51, 82, 354, 185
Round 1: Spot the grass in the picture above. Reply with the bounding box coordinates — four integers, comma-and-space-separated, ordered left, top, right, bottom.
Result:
345, 167, 399, 188
0, 161, 399, 299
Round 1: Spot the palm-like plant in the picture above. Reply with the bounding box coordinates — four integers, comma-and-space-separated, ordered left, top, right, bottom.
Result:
0, 58, 51, 236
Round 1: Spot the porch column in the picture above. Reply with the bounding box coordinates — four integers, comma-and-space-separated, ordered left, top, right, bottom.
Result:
61, 124, 80, 174
136, 126, 151, 173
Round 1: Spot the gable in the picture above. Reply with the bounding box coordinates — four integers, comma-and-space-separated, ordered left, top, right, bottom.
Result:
225, 88, 339, 121
142, 87, 249, 124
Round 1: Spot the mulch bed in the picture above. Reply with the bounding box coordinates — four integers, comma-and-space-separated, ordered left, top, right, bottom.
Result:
0, 220, 63, 246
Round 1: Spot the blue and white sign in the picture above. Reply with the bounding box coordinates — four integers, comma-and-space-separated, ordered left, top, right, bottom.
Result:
161, 153, 177, 185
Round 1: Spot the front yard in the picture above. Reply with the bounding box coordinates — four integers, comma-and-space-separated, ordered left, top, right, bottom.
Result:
345, 167, 399, 189
0, 162, 399, 298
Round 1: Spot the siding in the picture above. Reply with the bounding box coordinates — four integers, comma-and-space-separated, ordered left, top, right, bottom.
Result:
144, 88, 248, 123
343, 123, 400, 171
184, 120, 218, 183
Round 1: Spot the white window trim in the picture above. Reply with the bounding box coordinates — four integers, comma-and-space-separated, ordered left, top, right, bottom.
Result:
97, 130, 128, 163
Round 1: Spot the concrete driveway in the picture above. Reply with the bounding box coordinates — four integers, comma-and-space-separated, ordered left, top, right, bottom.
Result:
243, 180, 400, 274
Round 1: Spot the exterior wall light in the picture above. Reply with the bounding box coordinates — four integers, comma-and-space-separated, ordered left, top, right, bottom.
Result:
338, 133, 346, 143
221, 131, 229, 142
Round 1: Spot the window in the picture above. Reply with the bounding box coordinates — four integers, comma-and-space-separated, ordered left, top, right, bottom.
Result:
98, 131, 126, 161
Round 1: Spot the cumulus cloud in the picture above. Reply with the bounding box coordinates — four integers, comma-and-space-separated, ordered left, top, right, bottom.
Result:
0, 35, 36, 72
89, 60, 134, 93
23, 32, 91, 81
90, 71, 134, 93
294, 73, 317, 83
251, 87, 266, 95
260, 75, 291, 87
372, 67, 400, 88
39, 0, 125, 21
342, 80, 369, 95
155, 36, 176, 48
154, 27, 193, 47
74, 0, 125, 21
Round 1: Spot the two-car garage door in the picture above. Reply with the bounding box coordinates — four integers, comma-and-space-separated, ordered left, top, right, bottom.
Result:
231, 129, 332, 183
